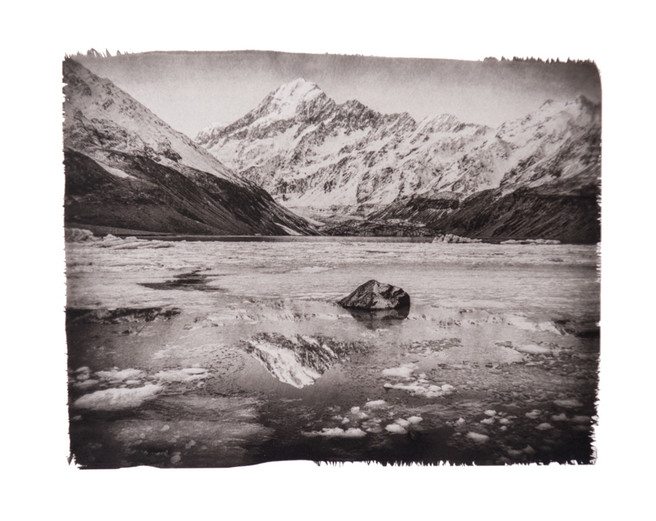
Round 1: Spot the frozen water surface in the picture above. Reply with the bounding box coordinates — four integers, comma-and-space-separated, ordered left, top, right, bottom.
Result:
67, 236, 599, 467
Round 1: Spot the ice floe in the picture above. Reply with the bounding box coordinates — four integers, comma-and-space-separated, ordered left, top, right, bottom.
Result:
381, 363, 416, 378
466, 432, 489, 443
364, 399, 388, 409
385, 423, 407, 435
394, 418, 411, 428
153, 367, 210, 382
73, 384, 162, 411
96, 368, 145, 383
73, 379, 99, 391
384, 380, 455, 398
515, 344, 552, 355
303, 427, 367, 438
504, 314, 562, 334
170, 452, 182, 464
507, 445, 536, 458
553, 398, 583, 409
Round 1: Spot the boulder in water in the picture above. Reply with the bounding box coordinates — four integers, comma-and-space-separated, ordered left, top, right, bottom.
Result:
338, 280, 410, 311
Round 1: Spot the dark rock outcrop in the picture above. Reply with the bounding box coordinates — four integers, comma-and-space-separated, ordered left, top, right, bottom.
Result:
328, 181, 600, 244
338, 280, 410, 311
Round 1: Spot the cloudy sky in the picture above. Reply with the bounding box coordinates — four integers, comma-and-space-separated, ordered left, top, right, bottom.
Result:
75, 51, 601, 137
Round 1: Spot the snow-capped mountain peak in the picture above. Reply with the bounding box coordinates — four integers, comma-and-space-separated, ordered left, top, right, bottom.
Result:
270, 78, 322, 105
255, 78, 327, 122
195, 79, 599, 219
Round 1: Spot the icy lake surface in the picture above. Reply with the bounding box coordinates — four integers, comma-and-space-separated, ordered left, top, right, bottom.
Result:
66, 236, 599, 467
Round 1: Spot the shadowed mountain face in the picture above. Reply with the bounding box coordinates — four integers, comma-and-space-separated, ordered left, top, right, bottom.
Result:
364, 184, 600, 244
63, 60, 317, 236
197, 78, 600, 242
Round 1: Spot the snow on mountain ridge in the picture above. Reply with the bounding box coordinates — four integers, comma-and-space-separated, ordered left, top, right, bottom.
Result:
195, 78, 600, 216
63, 59, 241, 184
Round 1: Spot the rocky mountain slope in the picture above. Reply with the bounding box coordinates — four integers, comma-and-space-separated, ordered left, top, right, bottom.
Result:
197, 79, 600, 242
63, 60, 317, 236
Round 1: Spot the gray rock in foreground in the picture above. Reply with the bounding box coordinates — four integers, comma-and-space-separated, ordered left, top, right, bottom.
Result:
338, 280, 410, 311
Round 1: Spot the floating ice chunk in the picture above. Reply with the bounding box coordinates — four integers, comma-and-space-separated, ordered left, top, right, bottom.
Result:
553, 398, 583, 409
551, 413, 568, 422
73, 379, 99, 391
484, 409, 497, 416
508, 445, 536, 457
385, 424, 408, 435
350, 406, 361, 414
395, 418, 411, 428
304, 427, 367, 438
364, 400, 388, 409
505, 314, 561, 334
382, 364, 417, 379
480, 418, 495, 425
384, 381, 451, 398
536, 422, 554, 431
455, 418, 466, 426
498, 418, 511, 425
525, 409, 541, 419
341, 417, 350, 424
73, 384, 162, 411
466, 432, 489, 443
516, 344, 552, 355
170, 452, 182, 464
407, 416, 423, 424
96, 368, 145, 383
154, 367, 209, 382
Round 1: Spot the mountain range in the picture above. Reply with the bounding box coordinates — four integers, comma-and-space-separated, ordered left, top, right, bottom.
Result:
63, 60, 317, 236
63, 61, 600, 242
196, 78, 600, 242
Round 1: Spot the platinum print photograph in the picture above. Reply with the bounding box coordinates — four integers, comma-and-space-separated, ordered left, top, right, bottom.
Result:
64, 50, 600, 468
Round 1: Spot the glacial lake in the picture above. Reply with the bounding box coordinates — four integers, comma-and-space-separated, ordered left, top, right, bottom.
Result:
66, 236, 599, 467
